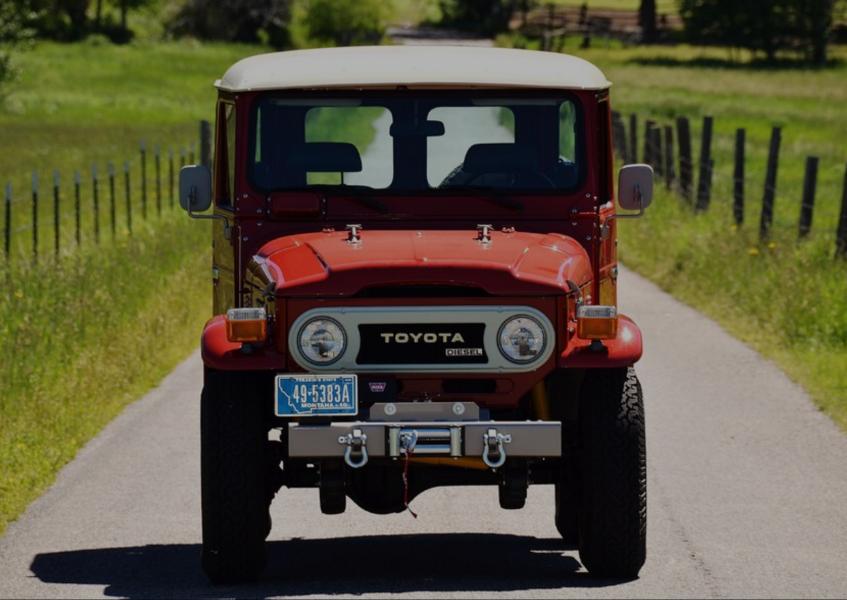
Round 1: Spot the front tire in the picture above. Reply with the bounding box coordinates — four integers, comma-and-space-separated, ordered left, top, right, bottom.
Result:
201, 369, 271, 584
576, 367, 646, 578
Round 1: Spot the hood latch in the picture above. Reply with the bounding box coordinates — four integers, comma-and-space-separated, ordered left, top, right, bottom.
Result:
476, 224, 493, 245
346, 223, 362, 244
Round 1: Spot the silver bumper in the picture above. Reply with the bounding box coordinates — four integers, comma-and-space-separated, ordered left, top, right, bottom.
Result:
288, 418, 561, 469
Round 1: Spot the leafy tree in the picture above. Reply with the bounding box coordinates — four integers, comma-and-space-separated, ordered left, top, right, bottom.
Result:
304, 0, 389, 46
0, 0, 33, 91
169, 0, 293, 48
438, 0, 519, 36
639, 0, 657, 43
678, 0, 836, 64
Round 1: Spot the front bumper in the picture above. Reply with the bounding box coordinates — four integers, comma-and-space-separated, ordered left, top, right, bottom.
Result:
287, 403, 561, 470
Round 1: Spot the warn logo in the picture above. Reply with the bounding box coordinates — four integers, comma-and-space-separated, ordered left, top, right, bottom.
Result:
380, 332, 466, 344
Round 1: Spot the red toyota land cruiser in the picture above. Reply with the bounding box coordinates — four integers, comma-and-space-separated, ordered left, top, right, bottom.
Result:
179, 45, 654, 584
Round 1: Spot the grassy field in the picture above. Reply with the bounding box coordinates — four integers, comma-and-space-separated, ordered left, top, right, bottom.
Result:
1, 41, 255, 259
0, 40, 252, 535
498, 39, 847, 427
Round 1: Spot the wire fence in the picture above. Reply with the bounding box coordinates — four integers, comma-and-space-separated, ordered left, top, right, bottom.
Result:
612, 111, 847, 259
2, 121, 212, 265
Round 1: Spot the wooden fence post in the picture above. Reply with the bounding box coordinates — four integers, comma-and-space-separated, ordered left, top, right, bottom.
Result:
759, 126, 782, 240
31, 172, 38, 263
124, 161, 132, 235
200, 120, 212, 169
4, 183, 11, 261
676, 116, 693, 202
733, 129, 745, 226
695, 116, 713, 211
155, 146, 162, 216
168, 149, 175, 207
798, 156, 818, 238
652, 126, 664, 177
629, 114, 638, 164
836, 163, 847, 258
92, 165, 100, 244
643, 119, 656, 167
140, 142, 147, 219
52, 170, 60, 258
664, 125, 674, 189
108, 162, 116, 237
611, 111, 625, 161
74, 171, 81, 247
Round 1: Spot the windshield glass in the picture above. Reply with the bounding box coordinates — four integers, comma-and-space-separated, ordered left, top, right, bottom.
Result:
249, 93, 582, 193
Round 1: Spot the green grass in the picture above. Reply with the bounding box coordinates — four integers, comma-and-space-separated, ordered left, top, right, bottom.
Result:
495, 40, 847, 427
1, 40, 258, 259
0, 40, 255, 535
592, 45, 847, 429
0, 216, 211, 535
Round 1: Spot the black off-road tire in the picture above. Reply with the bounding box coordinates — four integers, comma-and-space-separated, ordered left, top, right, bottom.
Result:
201, 369, 271, 584
554, 481, 579, 546
576, 367, 646, 578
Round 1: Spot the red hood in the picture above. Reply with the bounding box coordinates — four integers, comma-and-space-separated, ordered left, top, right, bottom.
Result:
252, 229, 592, 296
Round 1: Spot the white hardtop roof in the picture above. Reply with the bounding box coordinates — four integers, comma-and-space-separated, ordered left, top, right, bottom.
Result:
216, 46, 611, 93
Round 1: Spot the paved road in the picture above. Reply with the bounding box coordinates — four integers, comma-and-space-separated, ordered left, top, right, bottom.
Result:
2, 267, 847, 598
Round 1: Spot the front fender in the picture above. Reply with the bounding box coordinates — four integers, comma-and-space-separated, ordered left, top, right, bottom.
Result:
559, 314, 643, 368
201, 315, 286, 371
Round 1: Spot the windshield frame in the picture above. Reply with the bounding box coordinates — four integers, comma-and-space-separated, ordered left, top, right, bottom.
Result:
245, 89, 587, 197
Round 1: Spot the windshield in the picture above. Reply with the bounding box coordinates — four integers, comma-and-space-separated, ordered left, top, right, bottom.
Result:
249, 93, 582, 193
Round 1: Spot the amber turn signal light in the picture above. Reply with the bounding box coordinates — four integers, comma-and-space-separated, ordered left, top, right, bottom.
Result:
226, 307, 268, 343
577, 305, 618, 340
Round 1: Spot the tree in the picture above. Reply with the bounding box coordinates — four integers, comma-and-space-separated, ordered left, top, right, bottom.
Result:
639, 0, 657, 43
438, 0, 519, 35
678, 0, 836, 64
304, 0, 389, 46
169, 0, 293, 48
0, 0, 33, 91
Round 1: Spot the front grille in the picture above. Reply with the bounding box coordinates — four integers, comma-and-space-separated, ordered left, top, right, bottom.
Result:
356, 323, 487, 364
288, 305, 554, 373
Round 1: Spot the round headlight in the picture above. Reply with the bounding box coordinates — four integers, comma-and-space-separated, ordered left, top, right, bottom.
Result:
298, 318, 347, 365
498, 315, 546, 364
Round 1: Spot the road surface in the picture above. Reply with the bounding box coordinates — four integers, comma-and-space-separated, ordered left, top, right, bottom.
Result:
1, 267, 847, 599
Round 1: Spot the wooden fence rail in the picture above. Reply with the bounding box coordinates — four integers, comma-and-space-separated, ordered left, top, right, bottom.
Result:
1, 120, 211, 265
612, 113, 847, 258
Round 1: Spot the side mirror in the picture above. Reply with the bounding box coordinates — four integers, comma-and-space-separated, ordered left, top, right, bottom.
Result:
617, 164, 653, 214
179, 165, 212, 213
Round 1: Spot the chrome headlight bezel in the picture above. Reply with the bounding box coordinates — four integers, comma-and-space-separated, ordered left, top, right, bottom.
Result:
497, 314, 547, 364
297, 317, 347, 366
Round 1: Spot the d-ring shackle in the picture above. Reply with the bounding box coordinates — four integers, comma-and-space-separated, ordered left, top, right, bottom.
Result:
482, 428, 512, 469
339, 429, 369, 469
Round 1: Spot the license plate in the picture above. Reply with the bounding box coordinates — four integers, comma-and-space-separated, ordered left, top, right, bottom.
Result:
275, 374, 358, 417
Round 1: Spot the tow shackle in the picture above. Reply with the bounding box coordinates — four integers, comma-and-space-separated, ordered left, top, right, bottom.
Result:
338, 429, 369, 469
482, 428, 512, 469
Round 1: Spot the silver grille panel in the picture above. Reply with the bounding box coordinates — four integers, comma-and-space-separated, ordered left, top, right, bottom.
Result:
288, 305, 555, 373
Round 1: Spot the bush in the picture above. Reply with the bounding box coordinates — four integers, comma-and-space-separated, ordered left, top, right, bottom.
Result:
303, 0, 389, 46
679, 0, 836, 64
169, 0, 293, 48
0, 0, 33, 94
437, 0, 517, 36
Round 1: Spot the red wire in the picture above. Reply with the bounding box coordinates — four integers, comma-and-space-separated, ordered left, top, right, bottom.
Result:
402, 447, 418, 519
